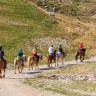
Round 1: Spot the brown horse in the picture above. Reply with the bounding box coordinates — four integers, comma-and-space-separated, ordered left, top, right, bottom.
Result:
14, 55, 26, 74
0, 59, 5, 78
27, 54, 42, 70
46, 50, 56, 68
75, 49, 85, 62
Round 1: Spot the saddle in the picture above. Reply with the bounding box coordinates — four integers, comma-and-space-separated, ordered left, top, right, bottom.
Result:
33, 54, 39, 61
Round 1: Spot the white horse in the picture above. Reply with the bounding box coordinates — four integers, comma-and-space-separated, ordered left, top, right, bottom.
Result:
56, 51, 66, 66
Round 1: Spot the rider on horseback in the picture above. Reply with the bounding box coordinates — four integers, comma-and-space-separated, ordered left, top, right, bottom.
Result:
0, 46, 7, 69
58, 44, 65, 55
48, 44, 55, 60
76, 42, 86, 56
17, 48, 24, 66
32, 46, 39, 61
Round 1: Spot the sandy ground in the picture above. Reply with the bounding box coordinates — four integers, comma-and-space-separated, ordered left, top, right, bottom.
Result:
0, 57, 96, 96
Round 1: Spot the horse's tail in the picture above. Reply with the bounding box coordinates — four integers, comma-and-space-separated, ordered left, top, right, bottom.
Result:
14, 59, 17, 67
27, 56, 31, 66
75, 52, 78, 61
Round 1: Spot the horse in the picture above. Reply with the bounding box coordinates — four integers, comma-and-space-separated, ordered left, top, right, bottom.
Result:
14, 55, 26, 74
46, 50, 56, 68
75, 49, 85, 62
27, 54, 42, 70
56, 51, 66, 66
0, 59, 6, 78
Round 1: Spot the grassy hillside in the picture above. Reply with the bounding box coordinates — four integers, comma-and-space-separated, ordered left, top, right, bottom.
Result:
0, 0, 96, 65
0, 0, 59, 63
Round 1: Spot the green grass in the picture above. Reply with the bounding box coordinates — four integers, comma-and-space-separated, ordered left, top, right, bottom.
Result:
45, 62, 96, 74
24, 62, 96, 96
0, 0, 59, 63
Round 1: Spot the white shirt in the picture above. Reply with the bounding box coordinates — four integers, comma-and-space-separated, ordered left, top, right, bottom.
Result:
48, 47, 54, 54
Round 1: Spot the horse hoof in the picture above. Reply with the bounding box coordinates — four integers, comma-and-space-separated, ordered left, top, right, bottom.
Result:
3, 75, 5, 78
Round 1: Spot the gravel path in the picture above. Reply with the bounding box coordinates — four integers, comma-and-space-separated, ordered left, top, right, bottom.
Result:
0, 56, 96, 96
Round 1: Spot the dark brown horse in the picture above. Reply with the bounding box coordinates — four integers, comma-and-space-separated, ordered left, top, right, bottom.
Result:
0, 59, 5, 78
75, 49, 85, 62
27, 54, 42, 70
46, 50, 56, 68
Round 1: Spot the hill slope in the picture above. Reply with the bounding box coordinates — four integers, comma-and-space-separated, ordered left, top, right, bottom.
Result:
0, 0, 96, 64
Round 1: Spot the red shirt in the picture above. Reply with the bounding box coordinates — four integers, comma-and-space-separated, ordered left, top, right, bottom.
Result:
79, 44, 84, 49
32, 49, 37, 54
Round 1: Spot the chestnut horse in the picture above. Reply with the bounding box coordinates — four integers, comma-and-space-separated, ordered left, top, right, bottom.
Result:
46, 50, 56, 68
75, 50, 85, 62
27, 54, 42, 70
0, 59, 5, 78
14, 55, 26, 74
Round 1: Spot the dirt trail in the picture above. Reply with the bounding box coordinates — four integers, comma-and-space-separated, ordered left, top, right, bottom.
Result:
0, 56, 96, 96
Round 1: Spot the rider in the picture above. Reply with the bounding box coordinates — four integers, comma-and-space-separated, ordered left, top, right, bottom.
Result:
32, 46, 39, 60
76, 42, 86, 56
48, 44, 55, 60
58, 44, 65, 55
0, 46, 7, 68
17, 48, 24, 66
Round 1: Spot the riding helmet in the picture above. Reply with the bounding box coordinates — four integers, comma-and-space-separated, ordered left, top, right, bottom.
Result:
34, 46, 36, 48
50, 44, 53, 47
0, 46, 2, 49
59, 44, 62, 46
20, 48, 22, 51
80, 42, 83, 44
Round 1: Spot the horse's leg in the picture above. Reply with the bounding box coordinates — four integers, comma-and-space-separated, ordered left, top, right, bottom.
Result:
21, 65, 23, 73
75, 54, 78, 63
62, 57, 64, 65
18, 65, 20, 73
31, 63, 34, 70
0, 70, 2, 78
14, 64, 16, 74
47, 58, 50, 68
3, 69, 5, 77
50, 60, 52, 68
28, 63, 31, 71
57, 57, 59, 66
36, 63, 39, 70
80, 56, 84, 62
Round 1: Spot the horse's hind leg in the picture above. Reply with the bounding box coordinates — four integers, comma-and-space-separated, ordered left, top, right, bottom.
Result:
3, 69, 5, 77
0, 70, 2, 78
75, 54, 78, 63
14, 65, 16, 74
21, 66, 23, 73
36, 63, 39, 70
18, 66, 20, 73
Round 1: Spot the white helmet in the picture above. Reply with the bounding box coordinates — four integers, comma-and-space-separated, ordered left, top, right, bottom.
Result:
80, 42, 83, 44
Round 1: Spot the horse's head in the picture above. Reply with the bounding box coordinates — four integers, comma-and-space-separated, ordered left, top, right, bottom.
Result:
38, 54, 42, 60
54, 49, 56, 56
23, 55, 27, 62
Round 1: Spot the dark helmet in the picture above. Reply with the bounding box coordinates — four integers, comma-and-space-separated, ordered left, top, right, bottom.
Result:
34, 46, 36, 48
0, 46, 2, 49
50, 44, 53, 47
59, 44, 62, 46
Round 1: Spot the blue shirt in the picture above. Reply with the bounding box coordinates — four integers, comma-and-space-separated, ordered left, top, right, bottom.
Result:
18, 51, 23, 56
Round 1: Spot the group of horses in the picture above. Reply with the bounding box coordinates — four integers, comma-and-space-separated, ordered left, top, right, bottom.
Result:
0, 49, 85, 78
